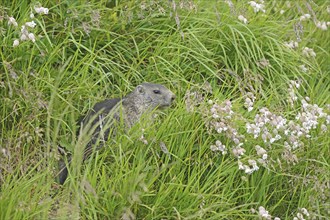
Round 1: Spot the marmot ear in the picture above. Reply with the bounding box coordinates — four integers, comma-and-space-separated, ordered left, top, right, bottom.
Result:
136, 85, 145, 94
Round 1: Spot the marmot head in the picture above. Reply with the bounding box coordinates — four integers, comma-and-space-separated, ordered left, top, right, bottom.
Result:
132, 82, 176, 110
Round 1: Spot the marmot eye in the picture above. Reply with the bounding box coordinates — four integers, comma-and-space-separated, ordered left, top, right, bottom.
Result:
153, 90, 161, 94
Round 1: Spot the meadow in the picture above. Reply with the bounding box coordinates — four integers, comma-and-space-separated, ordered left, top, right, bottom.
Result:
0, 0, 329, 219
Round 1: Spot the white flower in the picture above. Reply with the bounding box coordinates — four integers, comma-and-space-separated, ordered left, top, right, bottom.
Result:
244, 166, 253, 174
248, 159, 259, 171
20, 25, 29, 41
300, 14, 311, 21
296, 213, 304, 219
301, 208, 309, 216
258, 206, 271, 219
238, 160, 245, 170
215, 122, 228, 133
30, 13, 35, 19
211, 140, 227, 155
215, 140, 222, 149
302, 47, 316, 57
238, 15, 248, 24
245, 98, 253, 112
255, 145, 267, 156
316, 21, 328, 30
212, 113, 219, 119
244, 92, 256, 112
304, 14, 311, 19
20, 34, 28, 41
13, 39, 19, 47
232, 146, 246, 158
34, 6, 49, 15
275, 134, 282, 141
246, 123, 261, 138
280, 10, 285, 14
25, 21, 36, 28
8, 17, 18, 27
284, 41, 298, 49
28, 33, 36, 42
262, 154, 268, 160
210, 145, 218, 152
249, 1, 257, 7
238, 160, 259, 174
225, 0, 234, 7
21, 25, 27, 33
248, 1, 265, 13
299, 64, 308, 72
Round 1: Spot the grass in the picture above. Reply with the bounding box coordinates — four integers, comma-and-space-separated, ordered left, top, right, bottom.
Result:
0, 0, 329, 219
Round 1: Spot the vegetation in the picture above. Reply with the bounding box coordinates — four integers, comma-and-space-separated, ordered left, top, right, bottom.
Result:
1, 0, 329, 219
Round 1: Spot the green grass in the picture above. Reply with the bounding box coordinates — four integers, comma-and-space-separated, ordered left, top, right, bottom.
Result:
1, 0, 329, 219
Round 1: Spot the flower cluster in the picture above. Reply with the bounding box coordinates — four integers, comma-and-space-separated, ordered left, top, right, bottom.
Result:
246, 107, 285, 143
232, 143, 245, 158
251, 206, 281, 220
298, 11, 330, 31
224, 0, 234, 8
206, 100, 248, 167
238, 15, 248, 24
255, 145, 267, 160
248, 1, 266, 13
302, 47, 316, 57
316, 21, 328, 31
284, 40, 299, 49
8, 17, 18, 26
244, 92, 256, 112
20, 23, 36, 43
210, 140, 227, 155
287, 80, 300, 106
209, 100, 234, 120
247, 94, 328, 154
34, 6, 49, 15
257, 206, 272, 220
295, 98, 327, 135
184, 90, 205, 112
293, 208, 310, 220
7, 5, 49, 47
299, 64, 308, 73
238, 159, 259, 174
207, 95, 327, 173
208, 100, 245, 145
206, 77, 328, 173
299, 14, 311, 21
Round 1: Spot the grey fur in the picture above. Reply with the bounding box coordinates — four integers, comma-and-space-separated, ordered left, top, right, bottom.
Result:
58, 82, 175, 184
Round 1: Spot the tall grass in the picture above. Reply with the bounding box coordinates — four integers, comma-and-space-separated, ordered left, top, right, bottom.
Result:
1, 0, 329, 219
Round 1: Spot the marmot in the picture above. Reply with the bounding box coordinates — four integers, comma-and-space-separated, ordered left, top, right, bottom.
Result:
58, 82, 175, 184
